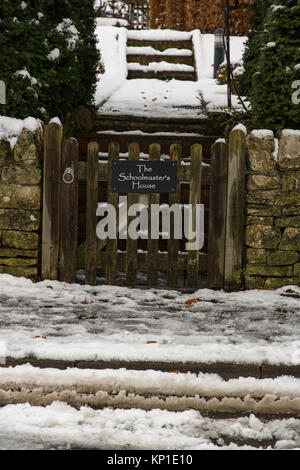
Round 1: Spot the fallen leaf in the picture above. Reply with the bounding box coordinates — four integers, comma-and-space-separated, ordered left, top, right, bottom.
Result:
42, 336, 47, 339
152, 98, 157, 101
81, 300, 88, 305
34, 336, 40, 339
30, 318, 37, 321
174, 131, 180, 134
168, 370, 180, 374
186, 298, 197, 307
268, 288, 275, 291
147, 341, 157, 344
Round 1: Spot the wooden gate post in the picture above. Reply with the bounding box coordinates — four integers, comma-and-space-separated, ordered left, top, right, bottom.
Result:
86, 142, 99, 285
59, 138, 79, 283
207, 140, 228, 289
42, 123, 63, 280
224, 128, 247, 291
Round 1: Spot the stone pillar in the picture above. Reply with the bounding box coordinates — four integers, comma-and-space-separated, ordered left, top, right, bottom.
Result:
245, 130, 300, 289
0, 127, 43, 280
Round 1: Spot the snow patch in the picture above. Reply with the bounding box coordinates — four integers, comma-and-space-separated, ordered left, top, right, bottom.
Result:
251, 129, 274, 139
97, 17, 128, 27
233, 124, 247, 135
49, 117, 62, 127
127, 29, 192, 41
282, 129, 300, 137
47, 48, 60, 61
127, 62, 194, 73
0, 116, 42, 149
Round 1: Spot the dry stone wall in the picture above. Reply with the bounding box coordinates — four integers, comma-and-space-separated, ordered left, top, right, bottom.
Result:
0, 127, 43, 280
245, 130, 300, 289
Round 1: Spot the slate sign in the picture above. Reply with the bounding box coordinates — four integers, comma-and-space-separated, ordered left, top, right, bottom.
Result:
111, 161, 177, 193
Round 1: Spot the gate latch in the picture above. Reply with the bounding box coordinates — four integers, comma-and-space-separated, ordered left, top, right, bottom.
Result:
62, 167, 74, 184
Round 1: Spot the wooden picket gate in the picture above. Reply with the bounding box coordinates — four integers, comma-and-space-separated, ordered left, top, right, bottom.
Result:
41, 123, 246, 290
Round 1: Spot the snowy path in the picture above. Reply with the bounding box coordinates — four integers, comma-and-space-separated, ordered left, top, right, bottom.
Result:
0, 402, 299, 450
0, 274, 299, 366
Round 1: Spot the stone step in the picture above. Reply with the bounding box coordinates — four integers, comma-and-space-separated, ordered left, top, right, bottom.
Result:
94, 113, 228, 137
127, 69, 196, 81
127, 54, 194, 67
127, 39, 193, 51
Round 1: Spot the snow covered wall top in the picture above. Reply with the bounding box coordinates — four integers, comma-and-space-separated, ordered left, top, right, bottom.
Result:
0, 116, 42, 149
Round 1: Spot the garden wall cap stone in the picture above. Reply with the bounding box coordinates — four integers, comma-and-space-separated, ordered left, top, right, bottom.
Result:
278, 130, 300, 168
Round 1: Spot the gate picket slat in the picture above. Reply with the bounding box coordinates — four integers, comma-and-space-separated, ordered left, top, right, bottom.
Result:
207, 140, 228, 289
187, 144, 202, 289
126, 143, 140, 287
167, 144, 182, 288
86, 142, 99, 285
106, 142, 119, 285
147, 143, 161, 286
42, 123, 63, 280
59, 138, 79, 283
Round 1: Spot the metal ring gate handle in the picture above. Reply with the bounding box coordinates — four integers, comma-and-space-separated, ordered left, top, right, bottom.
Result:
62, 167, 75, 184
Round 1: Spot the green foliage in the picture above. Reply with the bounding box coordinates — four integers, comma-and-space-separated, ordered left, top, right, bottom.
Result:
233, 268, 250, 290
0, 0, 99, 120
250, 1, 300, 130
241, 0, 300, 131
239, 0, 273, 96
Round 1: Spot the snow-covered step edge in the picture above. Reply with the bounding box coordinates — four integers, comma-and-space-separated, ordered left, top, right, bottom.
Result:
127, 62, 195, 73
1, 365, 300, 399
97, 130, 204, 137
127, 29, 193, 41
127, 46, 193, 57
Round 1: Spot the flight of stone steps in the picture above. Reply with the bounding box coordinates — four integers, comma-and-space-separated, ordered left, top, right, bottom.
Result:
126, 31, 197, 81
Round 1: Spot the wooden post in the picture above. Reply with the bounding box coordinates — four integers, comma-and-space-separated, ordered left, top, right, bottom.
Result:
167, 143, 182, 288
126, 143, 140, 287
224, 129, 246, 291
207, 140, 228, 289
42, 123, 63, 280
147, 143, 161, 286
59, 138, 79, 283
106, 142, 119, 285
86, 142, 99, 285
187, 144, 202, 289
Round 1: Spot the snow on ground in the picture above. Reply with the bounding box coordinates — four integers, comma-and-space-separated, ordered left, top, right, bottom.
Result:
0, 401, 299, 450
95, 27, 248, 118
2, 364, 300, 399
0, 274, 299, 365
